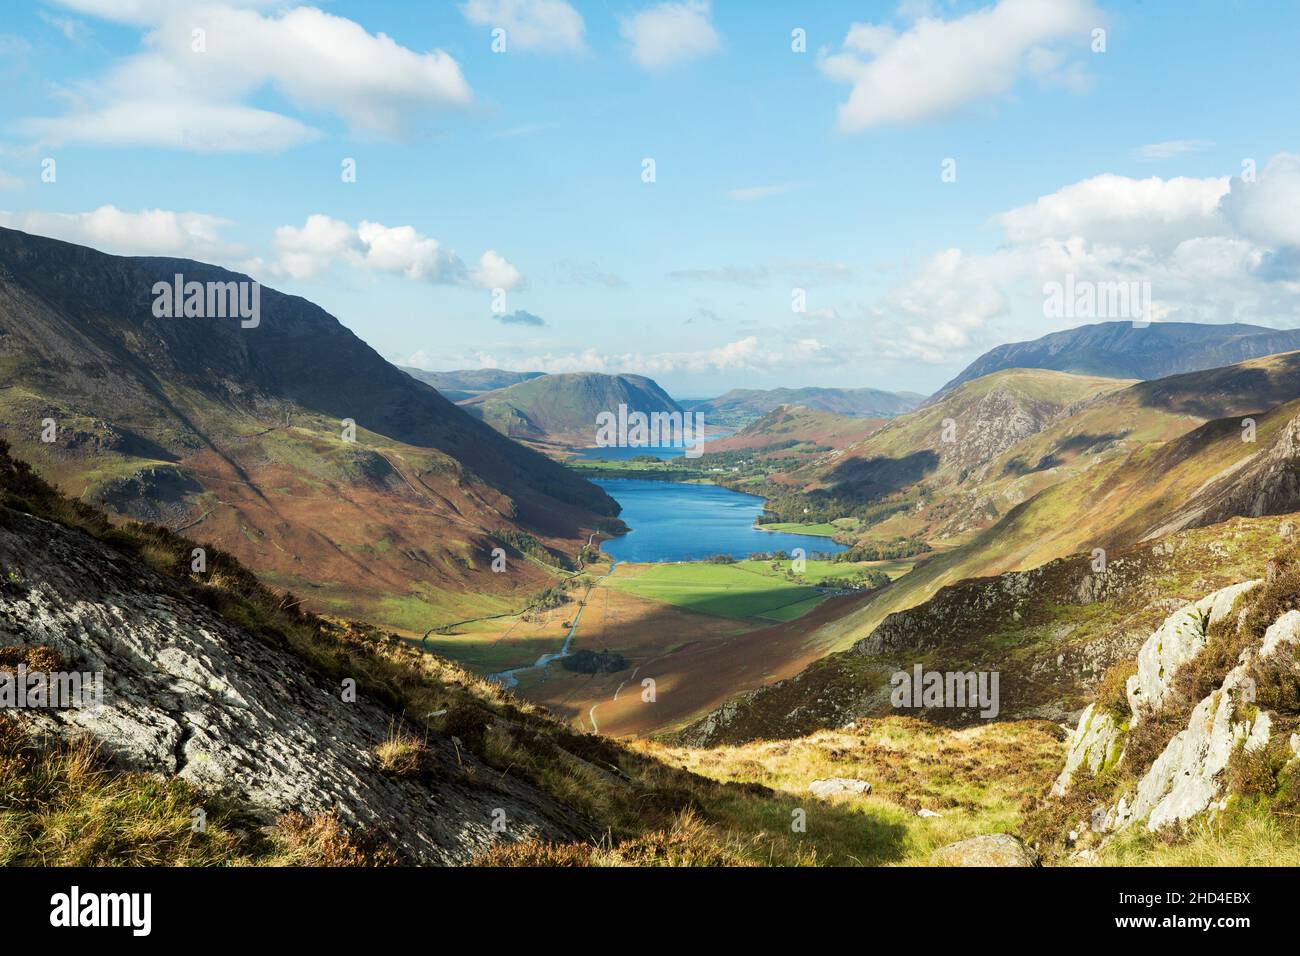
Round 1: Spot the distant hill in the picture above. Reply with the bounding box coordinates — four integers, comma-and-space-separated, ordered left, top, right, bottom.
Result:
685, 386, 922, 427
400, 367, 545, 402
0, 226, 618, 634
462, 372, 683, 445
937, 321, 1300, 398
702, 404, 884, 465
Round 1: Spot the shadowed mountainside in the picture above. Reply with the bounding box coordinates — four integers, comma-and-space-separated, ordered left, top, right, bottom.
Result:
0, 226, 619, 633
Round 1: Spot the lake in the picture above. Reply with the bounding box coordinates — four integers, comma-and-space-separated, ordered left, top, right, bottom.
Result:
593, 478, 848, 563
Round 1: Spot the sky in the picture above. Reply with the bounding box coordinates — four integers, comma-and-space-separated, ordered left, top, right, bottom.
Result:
0, 0, 1298, 397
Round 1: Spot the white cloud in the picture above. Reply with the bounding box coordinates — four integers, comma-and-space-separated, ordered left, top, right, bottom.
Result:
997, 173, 1230, 249
460, 0, 585, 53
0, 170, 24, 191
1221, 153, 1300, 248
0, 205, 240, 259
873, 153, 1300, 363
471, 250, 524, 291
24, 3, 473, 152
1136, 139, 1215, 161
38, 10, 92, 42
620, 0, 720, 71
270, 215, 524, 290
819, 0, 1098, 132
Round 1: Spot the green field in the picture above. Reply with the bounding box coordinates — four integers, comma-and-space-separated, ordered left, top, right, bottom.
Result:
757, 522, 840, 537
607, 562, 827, 621
605, 558, 910, 623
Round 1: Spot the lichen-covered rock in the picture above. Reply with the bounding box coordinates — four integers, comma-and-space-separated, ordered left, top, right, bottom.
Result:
1055, 576, 1300, 839
1126, 581, 1258, 720
808, 777, 871, 798
0, 509, 589, 863
1052, 702, 1122, 796
933, 833, 1039, 867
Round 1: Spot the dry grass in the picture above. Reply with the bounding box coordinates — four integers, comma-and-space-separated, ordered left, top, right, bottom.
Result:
374, 726, 435, 778
649, 716, 1063, 866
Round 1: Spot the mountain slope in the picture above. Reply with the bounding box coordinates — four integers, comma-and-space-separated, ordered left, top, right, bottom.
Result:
938, 321, 1300, 398
702, 404, 884, 463
686, 386, 922, 427
0, 438, 895, 867
0, 226, 618, 634
756, 369, 1132, 543
400, 367, 544, 402
462, 372, 682, 445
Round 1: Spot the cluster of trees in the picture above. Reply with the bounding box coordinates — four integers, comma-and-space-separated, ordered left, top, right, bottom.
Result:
831, 536, 930, 562
813, 568, 891, 590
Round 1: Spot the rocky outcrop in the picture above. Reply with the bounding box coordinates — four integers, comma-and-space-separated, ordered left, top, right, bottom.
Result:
0, 507, 590, 863
933, 833, 1040, 867
1147, 412, 1300, 539
1125, 581, 1259, 718
1053, 579, 1299, 839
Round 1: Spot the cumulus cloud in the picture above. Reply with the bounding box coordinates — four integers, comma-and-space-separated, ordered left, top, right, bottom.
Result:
270, 215, 524, 290
0, 205, 241, 259
620, 0, 720, 71
873, 153, 1300, 363
24, 2, 473, 152
460, 0, 585, 53
996, 173, 1230, 249
819, 0, 1098, 132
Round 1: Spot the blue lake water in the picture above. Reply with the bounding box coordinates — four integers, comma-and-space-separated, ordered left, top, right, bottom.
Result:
576, 433, 726, 461
593, 478, 847, 563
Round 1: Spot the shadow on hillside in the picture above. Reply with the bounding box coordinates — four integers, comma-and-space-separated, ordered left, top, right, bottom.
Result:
1132, 356, 1300, 418
1003, 430, 1130, 475
820, 449, 940, 498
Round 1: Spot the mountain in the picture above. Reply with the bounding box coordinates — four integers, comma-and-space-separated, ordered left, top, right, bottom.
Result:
680, 350, 1300, 744
700, 404, 885, 467
461, 372, 683, 446
400, 367, 545, 402
757, 369, 1133, 541
686, 386, 922, 427
0, 438, 874, 866
937, 321, 1300, 398
0, 226, 619, 634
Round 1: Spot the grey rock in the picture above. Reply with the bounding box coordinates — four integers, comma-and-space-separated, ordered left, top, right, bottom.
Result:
0, 509, 589, 863
933, 833, 1039, 867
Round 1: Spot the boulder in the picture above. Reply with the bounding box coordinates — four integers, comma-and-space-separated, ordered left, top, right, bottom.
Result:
808, 777, 871, 798
933, 834, 1040, 867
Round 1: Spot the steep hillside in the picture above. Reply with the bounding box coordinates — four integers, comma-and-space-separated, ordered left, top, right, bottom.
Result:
0, 439, 1005, 868
703, 404, 884, 464
680, 515, 1295, 746
462, 372, 683, 446
756, 369, 1132, 543
686, 386, 921, 427
937, 321, 1300, 398
682, 356, 1300, 747
1032, 562, 1300, 864
400, 367, 545, 402
0, 227, 619, 634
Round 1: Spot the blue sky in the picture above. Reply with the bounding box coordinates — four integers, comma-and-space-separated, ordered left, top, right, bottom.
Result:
1, 0, 1298, 397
